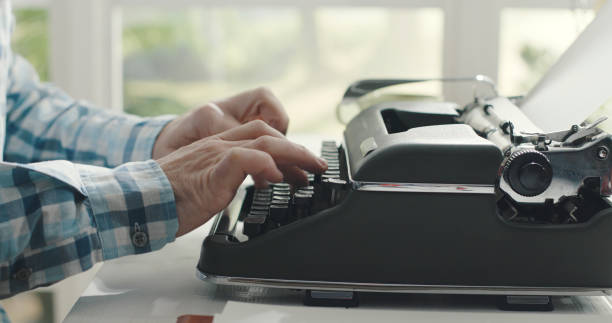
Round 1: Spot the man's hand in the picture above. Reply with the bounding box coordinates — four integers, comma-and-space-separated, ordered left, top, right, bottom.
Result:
156, 120, 327, 237
153, 87, 289, 159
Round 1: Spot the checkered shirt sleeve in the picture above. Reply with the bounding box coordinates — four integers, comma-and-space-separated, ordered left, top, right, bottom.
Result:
0, 160, 178, 298
0, 43, 179, 301
4, 54, 174, 167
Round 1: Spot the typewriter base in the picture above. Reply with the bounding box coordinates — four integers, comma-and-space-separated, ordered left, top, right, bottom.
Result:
197, 271, 611, 297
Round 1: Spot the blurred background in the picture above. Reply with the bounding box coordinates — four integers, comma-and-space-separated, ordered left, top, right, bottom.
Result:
2, 0, 609, 322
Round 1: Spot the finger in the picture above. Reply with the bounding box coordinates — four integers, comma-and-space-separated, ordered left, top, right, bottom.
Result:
192, 103, 240, 138
211, 147, 283, 193
247, 87, 289, 134
218, 87, 289, 134
279, 165, 308, 187
244, 135, 327, 173
216, 119, 285, 142
251, 174, 273, 189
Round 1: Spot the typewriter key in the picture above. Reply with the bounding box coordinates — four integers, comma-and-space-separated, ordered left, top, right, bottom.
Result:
272, 195, 291, 203
243, 214, 267, 237
296, 191, 314, 198
321, 174, 340, 180
252, 198, 270, 204
250, 205, 269, 213
322, 152, 338, 158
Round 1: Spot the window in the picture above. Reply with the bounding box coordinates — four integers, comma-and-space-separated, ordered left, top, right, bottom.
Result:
12, 8, 50, 81
498, 8, 595, 96
122, 6, 443, 135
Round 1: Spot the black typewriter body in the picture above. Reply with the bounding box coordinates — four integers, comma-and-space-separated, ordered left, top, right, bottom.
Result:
197, 80, 612, 300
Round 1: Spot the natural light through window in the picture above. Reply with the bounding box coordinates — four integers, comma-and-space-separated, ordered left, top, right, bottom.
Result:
122, 7, 443, 136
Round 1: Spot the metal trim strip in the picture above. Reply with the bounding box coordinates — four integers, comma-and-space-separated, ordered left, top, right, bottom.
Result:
197, 271, 611, 296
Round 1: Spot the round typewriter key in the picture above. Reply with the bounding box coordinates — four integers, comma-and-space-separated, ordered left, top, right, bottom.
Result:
251, 206, 269, 213
322, 174, 340, 180
294, 192, 313, 202
272, 195, 291, 202
243, 215, 267, 237
252, 197, 270, 204
253, 195, 271, 201
321, 152, 338, 157
251, 200, 270, 206
248, 212, 268, 219
296, 190, 314, 197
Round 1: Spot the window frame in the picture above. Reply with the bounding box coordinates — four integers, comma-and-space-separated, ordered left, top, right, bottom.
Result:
13, 0, 600, 110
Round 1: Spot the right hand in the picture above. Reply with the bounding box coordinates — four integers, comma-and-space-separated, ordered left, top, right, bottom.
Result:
156, 120, 328, 237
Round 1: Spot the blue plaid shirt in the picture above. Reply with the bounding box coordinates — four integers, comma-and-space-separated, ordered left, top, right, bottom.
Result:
0, 0, 179, 318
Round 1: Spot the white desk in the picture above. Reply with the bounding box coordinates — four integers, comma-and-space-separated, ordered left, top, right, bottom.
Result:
64, 218, 612, 323
65, 135, 612, 322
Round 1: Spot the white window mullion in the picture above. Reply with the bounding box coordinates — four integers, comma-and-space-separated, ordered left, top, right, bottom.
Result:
49, 0, 120, 111
442, 0, 501, 102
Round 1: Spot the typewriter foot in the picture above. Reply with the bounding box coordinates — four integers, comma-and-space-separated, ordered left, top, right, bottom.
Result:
303, 290, 359, 308
497, 295, 553, 311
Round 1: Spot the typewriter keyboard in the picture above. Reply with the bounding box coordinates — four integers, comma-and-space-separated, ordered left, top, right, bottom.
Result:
240, 141, 351, 239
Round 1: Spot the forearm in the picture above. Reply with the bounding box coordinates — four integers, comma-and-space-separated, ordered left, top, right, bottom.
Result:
0, 159, 177, 298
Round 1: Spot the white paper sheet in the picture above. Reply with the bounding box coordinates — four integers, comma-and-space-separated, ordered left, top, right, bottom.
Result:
214, 300, 612, 323
521, 1, 612, 132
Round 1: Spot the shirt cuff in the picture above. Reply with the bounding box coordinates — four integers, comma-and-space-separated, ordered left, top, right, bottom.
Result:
79, 160, 178, 260
127, 115, 176, 162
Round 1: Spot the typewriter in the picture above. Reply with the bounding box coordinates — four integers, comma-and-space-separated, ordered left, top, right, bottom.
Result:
197, 77, 612, 310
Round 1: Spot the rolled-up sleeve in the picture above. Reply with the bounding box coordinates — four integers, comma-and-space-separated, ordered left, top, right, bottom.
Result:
0, 159, 178, 299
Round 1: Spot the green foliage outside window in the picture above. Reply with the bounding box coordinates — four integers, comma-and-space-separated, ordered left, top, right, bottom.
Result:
12, 9, 49, 81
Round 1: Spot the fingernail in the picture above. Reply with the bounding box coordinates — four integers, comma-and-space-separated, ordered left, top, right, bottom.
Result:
318, 158, 328, 168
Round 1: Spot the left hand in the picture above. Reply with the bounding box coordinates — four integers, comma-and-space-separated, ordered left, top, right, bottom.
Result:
153, 87, 290, 159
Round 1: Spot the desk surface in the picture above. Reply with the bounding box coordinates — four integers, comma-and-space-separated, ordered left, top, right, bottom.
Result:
65, 135, 612, 322
64, 218, 612, 323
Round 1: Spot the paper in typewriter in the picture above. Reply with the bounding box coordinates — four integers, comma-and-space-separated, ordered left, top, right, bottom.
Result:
521, 1, 612, 132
